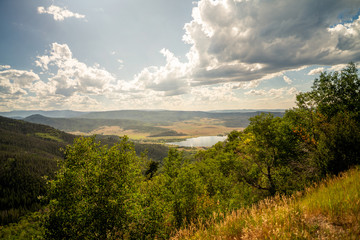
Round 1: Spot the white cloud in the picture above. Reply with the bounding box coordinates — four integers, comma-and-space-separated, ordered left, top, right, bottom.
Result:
329, 63, 349, 71
0, 69, 39, 87
37, 5, 85, 21
0, 65, 11, 70
36, 43, 115, 96
287, 87, 298, 95
237, 80, 261, 89
245, 87, 298, 98
307, 62, 357, 75
283, 76, 292, 84
308, 67, 325, 75
117, 59, 124, 70
0, 68, 40, 97
136, 0, 360, 94
245, 89, 267, 96
191, 83, 239, 103
134, 48, 191, 95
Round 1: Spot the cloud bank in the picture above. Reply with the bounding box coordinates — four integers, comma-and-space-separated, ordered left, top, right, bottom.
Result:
1, 0, 360, 111
134, 0, 360, 94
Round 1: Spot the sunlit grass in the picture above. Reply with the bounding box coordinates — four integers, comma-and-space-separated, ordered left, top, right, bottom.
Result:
172, 167, 360, 239
34, 132, 64, 142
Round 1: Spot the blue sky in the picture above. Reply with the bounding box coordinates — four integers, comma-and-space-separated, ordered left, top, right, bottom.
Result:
0, 0, 359, 111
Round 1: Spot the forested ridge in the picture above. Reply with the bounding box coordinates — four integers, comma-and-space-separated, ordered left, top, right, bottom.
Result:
0, 63, 359, 239
0, 117, 169, 227
0, 116, 76, 225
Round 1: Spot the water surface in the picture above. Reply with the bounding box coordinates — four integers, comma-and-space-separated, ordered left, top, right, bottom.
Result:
167, 136, 226, 147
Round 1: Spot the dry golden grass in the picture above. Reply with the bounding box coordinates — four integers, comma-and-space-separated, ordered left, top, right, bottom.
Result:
69, 126, 150, 139
172, 167, 360, 240
160, 118, 243, 137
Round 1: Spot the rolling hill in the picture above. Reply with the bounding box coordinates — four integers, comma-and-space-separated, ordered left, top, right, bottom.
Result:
21, 110, 284, 141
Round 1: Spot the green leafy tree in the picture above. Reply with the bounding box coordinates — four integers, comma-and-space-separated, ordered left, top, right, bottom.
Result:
44, 136, 143, 239
315, 111, 360, 174
238, 113, 305, 195
290, 62, 360, 174
301, 62, 360, 119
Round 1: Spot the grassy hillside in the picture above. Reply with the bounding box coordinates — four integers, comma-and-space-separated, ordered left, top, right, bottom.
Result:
24, 114, 168, 134
173, 167, 360, 239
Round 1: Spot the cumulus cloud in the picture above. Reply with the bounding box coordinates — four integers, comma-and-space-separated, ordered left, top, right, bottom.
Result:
0, 69, 40, 87
245, 89, 267, 96
37, 5, 85, 21
308, 67, 325, 75
283, 76, 292, 84
0, 68, 40, 96
134, 48, 191, 95
245, 87, 298, 98
36, 43, 115, 96
0, 65, 11, 70
136, 0, 360, 94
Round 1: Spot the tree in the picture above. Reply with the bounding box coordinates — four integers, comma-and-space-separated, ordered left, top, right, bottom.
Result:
44, 136, 143, 239
291, 62, 360, 174
297, 62, 360, 120
238, 113, 305, 195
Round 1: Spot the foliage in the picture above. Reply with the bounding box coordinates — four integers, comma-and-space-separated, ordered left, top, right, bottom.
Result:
44, 136, 144, 239
289, 62, 360, 175
297, 63, 360, 119
172, 167, 360, 240
0, 211, 45, 240
96, 135, 170, 162
242, 113, 306, 195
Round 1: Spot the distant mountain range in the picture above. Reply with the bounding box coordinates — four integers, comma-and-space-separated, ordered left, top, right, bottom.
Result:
0, 110, 87, 119
0, 109, 285, 119
20, 110, 284, 131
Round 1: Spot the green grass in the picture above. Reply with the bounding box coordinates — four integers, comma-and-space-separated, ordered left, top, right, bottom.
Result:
35, 132, 64, 142
172, 167, 360, 239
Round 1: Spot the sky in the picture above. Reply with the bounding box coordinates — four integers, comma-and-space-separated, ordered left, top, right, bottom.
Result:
0, 0, 360, 111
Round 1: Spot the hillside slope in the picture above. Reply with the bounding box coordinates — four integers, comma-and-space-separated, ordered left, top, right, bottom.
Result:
173, 167, 360, 239
0, 116, 170, 226
0, 116, 76, 225
24, 114, 174, 136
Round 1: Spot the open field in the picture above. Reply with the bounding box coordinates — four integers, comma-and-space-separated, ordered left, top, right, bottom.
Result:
159, 118, 244, 138
69, 118, 244, 142
69, 126, 151, 140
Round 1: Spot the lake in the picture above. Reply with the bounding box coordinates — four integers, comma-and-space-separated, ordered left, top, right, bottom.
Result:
166, 136, 227, 147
